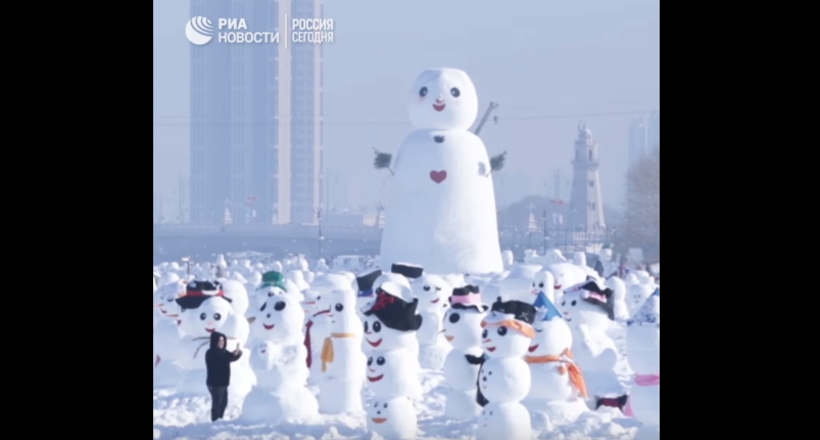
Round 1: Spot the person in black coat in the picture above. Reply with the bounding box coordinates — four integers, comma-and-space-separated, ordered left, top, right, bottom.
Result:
205, 331, 242, 421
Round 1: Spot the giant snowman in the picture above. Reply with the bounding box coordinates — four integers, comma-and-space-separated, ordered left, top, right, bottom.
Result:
380, 68, 503, 274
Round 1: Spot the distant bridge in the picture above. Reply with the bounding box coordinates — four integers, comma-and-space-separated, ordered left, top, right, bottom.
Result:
152, 224, 382, 263
152, 224, 610, 264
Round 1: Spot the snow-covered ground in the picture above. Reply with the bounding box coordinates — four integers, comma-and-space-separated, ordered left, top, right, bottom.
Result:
153, 368, 640, 440
153, 324, 642, 440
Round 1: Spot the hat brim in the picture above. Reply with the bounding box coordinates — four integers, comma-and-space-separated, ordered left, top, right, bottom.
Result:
450, 303, 488, 313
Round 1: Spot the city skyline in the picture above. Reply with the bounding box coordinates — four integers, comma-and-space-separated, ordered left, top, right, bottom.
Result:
153, 0, 660, 223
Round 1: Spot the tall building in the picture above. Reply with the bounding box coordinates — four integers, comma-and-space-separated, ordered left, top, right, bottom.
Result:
189, 0, 323, 225
568, 122, 606, 232
628, 111, 660, 166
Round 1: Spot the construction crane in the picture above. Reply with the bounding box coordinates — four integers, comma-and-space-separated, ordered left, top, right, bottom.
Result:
473, 102, 499, 136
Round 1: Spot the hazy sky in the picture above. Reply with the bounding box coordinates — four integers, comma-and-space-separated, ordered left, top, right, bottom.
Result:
153, 0, 659, 211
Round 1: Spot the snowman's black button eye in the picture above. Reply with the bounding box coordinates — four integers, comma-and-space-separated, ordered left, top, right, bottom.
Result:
274, 301, 286, 311
450, 87, 460, 97
497, 326, 507, 336
449, 313, 460, 323
571, 300, 577, 306
419, 87, 427, 97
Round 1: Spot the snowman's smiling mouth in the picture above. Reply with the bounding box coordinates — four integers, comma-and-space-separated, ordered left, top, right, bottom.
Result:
486, 347, 496, 352
367, 374, 384, 382
366, 338, 382, 347
372, 417, 387, 423
263, 324, 275, 330
433, 103, 445, 111
528, 344, 539, 352
205, 328, 215, 333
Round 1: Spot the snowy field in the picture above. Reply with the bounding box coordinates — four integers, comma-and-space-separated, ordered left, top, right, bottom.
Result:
153, 252, 658, 440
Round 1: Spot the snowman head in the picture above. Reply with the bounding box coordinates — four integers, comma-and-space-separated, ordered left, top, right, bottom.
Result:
443, 285, 488, 349
155, 282, 183, 320
250, 340, 277, 371
530, 271, 555, 298
321, 288, 361, 334
629, 283, 653, 307
443, 306, 486, 350
604, 276, 627, 301
367, 399, 391, 425
365, 350, 415, 395
480, 298, 536, 358
179, 295, 235, 337
362, 283, 422, 351
408, 68, 479, 130
560, 280, 614, 329
254, 294, 305, 343
412, 274, 452, 307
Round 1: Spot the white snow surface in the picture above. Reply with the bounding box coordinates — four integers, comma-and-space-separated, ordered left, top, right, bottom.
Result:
154, 253, 652, 440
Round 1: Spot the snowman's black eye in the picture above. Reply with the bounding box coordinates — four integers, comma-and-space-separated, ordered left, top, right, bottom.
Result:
423, 286, 430, 291
435, 287, 441, 291
450, 87, 460, 97
373, 321, 382, 333
335, 303, 343, 312
571, 300, 577, 306
497, 326, 507, 336
274, 301, 286, 311
561, 301, 566, 306
383, 403, 388, 408
367, 357, 373, 366
449, 313, 460, 323
376, 356, 385, 366
260, 302, 267, 312
200, 313, 206, 320
538, 282, 544, 288
363, 321, 368, 332
482, 329, 488, 339
213, 313, 221, 321
419, 87, 428, 97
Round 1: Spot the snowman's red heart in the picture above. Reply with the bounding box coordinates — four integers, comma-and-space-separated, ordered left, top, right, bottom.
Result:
430, 170, 447, 183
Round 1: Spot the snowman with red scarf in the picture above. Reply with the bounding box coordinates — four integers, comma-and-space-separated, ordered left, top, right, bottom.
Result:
175, 280, 255, 411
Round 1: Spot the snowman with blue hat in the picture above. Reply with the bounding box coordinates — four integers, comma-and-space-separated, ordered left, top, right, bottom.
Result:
523, 290, 590, 426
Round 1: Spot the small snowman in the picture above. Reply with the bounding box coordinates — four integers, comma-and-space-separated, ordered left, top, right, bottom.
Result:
412, 272, 453, 370
361, 285, 423, 438
627, 282, 655, 318
560, 280, 628, 413
240, 294, 318, 423
441, 285, 488, 420
153, 281, 185, 387
366, 396, 417, 440
525, 291, 590, 427
604, 276, 630, 321
625, 287, 659, 430
175, 281, 255, 408
316, 288, 367, 414
475, 297, 537, 440
304, 273, 351, 384
530, 270, 557, 303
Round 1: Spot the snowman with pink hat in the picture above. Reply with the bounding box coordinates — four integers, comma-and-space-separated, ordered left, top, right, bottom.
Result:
441, 285, 489, 420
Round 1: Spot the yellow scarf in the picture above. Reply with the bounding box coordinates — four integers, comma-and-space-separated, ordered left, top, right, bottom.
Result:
523, 348, 588, 397
320, 333, 357, 372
